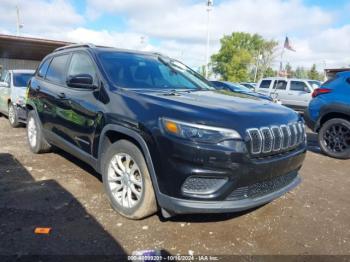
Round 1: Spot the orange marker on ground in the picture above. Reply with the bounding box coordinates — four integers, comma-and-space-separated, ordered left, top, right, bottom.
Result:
34, 227, 52, 234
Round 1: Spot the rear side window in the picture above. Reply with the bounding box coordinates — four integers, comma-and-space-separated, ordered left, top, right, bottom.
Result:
37, 59, 51, 78
13, 73, 33, 87
46, 54, 70, 84
259, 80, 271, 89
273, 80, 287, 90
290, 81, 308, 91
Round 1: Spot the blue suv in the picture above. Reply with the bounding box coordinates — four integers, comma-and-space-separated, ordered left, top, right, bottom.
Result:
305, 71, 350, 159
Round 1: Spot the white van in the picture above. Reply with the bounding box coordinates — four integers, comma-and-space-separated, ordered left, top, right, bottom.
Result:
256, 77, 321, 111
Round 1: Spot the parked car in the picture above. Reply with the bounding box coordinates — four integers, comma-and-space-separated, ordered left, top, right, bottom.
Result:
256, 77, 320, 111
0, 69, 35, 127
240, 82, 256, 90
25, 44, 306, 219
304, 71, 350, 159
210, 81, 273, 101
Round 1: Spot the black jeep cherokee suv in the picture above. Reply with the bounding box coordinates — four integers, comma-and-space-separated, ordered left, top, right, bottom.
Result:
26, 44, 306, 219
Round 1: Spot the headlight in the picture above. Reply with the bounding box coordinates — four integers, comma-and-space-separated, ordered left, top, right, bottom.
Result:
160, 118, 241, 143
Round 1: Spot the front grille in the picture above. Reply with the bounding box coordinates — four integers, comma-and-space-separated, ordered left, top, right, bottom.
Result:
226, 171, 298, 201
247, 122, 305, 157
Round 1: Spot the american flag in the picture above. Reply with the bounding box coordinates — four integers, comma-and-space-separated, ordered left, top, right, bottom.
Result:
284, 36, 296, 52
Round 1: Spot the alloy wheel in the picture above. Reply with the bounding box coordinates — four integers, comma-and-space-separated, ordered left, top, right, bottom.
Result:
107, 153, 143, 209
323, 123, 350, 153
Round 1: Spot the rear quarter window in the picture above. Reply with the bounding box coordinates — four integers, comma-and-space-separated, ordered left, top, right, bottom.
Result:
37, 58, 51, 78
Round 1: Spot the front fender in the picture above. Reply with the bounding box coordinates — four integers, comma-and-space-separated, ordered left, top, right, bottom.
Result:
97, 124, 161, 196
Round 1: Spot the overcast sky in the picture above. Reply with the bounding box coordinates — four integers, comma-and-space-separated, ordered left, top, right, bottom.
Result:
0, 0, 349, 71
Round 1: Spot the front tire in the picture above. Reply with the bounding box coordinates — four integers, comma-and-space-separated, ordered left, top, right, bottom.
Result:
318, 118, 350, 159
102, 140, 157, 219
26, 110, 51, 154
8, 103, 20, 128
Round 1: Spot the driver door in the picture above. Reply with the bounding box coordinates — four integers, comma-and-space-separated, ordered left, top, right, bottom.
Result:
57, 51, 103, 155
287, 80, 312, 109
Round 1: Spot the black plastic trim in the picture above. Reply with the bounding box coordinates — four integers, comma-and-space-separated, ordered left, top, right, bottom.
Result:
157, 175, 301, 214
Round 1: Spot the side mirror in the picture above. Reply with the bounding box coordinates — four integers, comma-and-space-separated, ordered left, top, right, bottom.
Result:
0, 82, 9, 88
304, 87, 311, 93
66, 74, 95, 89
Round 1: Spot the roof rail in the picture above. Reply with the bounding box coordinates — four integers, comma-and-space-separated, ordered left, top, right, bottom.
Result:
54, 43, 96, 52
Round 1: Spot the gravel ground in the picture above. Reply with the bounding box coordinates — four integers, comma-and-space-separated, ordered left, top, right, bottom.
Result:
0, 116, 349, 258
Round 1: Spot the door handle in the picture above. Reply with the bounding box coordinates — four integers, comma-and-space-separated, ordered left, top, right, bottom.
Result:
57, 92, 66, 99
288, 93, 293, 95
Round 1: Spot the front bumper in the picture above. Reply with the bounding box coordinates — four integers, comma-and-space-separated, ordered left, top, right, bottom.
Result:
153, 132, 306, 215
158, 174, 301, 214
15, 104, 27, 122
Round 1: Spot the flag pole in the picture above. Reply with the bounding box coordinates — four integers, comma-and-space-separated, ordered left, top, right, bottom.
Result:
279, 38, 286, 76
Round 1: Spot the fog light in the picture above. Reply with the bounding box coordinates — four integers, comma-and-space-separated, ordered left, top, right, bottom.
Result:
181, 177, 228, 195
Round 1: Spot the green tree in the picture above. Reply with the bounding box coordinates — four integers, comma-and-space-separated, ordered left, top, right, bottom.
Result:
285, 63, 294, 78
308, 64, 321, 80
294, 66, 308, 79
211, 32, 277, 82
263, 67, 276, 77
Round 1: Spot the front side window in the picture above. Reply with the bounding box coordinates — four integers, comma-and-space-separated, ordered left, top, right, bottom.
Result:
67, 53, 97, 84
98, 52, 213, 90
46, 54, 70, 84
273, 80, 287, 90
290, 81, 308, 91
259, 80, 271, 89
13, 73, 33, 87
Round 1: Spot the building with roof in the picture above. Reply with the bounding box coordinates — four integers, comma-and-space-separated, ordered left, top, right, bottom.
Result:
0, 34, 70, 77
324, 68, 350, 80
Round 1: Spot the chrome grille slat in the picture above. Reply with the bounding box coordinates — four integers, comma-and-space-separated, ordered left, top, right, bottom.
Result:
247, 122, 305, 156
271, 126, 283, 151
289, 124, 298, 147
247, 128, 262, 154
261, 127, 273, 153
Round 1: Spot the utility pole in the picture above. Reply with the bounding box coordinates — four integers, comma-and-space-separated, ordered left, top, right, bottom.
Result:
16, 5, 23, 36
254, 51, 262, 82
205, 0, 213, 79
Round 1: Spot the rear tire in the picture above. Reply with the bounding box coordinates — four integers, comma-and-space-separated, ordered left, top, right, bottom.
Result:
102, 140, 157, 219
8, 103, 21, 128
318, 118, 350, 159
26, 110, 51, 154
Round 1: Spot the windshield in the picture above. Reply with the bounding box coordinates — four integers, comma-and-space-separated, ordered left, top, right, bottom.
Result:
226, 82, 252, 92
13, 73, 33, 87
308, 80, 321, 88
98, 52, 214, 91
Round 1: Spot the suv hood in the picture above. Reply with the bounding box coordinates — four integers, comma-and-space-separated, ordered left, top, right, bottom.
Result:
131, 89, 300, 132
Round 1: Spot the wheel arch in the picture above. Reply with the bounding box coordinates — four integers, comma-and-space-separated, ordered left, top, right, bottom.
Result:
316, 104, 350, 131
97, 124, 161, 196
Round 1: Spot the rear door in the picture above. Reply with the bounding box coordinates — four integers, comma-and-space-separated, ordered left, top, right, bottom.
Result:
32, 54, 71, 133
286, 80, 312, 109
